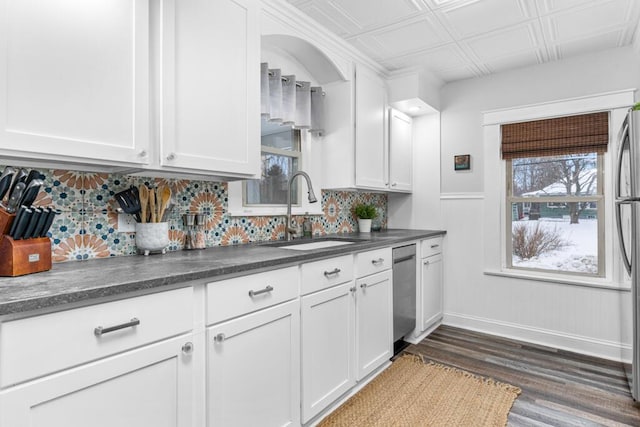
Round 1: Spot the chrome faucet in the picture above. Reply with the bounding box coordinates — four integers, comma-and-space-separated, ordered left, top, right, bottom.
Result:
286, 171, 317, 240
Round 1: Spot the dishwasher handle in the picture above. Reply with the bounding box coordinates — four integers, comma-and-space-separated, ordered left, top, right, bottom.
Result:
393, 254, 415, 264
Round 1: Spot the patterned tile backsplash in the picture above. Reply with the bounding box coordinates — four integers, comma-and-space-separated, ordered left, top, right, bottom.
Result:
2, 168, 387, 263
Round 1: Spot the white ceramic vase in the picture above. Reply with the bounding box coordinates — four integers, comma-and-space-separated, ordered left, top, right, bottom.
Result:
135, 222, 170, 256
358, 218, 372, 233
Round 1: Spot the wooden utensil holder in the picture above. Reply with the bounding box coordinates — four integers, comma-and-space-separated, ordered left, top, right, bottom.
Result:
0, 209, 52, 276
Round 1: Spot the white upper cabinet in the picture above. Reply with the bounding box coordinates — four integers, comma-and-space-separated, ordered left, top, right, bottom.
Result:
323, 63, 388, 190
354, 66, 387, 190
0, 0, 150, 167
158, 0, 260, 178
388, 108, 413, 192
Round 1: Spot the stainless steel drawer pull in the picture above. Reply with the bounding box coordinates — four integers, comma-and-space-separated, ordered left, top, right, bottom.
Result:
94, 318, 140, 336
214, 333, 226, 343
371, 258, 385, 266
430, 244, 440, 249
424, 260, 430, 266
324, 268, 341, 277
360, 283, 367, 289
248, 285, 274, 297
350, 287, 356, 293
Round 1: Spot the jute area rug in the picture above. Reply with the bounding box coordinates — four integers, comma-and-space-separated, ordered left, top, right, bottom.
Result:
319, 354, 521, 427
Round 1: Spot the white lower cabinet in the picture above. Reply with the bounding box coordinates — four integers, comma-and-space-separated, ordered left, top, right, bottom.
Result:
207, 299, 300, 427
420, 237, 444, 333
356, 270, 393, 381
301, 252, 393, 424
301, 282, 355, 423
0, 334, 194, 427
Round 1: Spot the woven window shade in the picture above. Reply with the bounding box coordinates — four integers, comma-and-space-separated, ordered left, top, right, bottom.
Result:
501, 112, 609, 159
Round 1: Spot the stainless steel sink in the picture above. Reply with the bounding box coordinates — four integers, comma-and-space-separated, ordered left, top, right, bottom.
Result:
261, 238, 363, 251
277, 240, 356, 251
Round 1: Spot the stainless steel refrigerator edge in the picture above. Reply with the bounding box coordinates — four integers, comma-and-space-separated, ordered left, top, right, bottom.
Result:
615, 108, 640, 401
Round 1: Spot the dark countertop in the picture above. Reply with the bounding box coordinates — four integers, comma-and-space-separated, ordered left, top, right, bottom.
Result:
0, 229, 445, 316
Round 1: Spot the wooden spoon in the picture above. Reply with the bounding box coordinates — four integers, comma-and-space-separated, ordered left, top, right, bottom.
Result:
138, 185, 149, 223
148, 188, 156, 223
157, 186, 172, 223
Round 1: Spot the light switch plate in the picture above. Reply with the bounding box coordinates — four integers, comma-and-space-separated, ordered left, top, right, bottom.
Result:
117, 213, 136, 232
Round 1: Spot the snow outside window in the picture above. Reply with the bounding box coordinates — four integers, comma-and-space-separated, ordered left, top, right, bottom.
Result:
506, 153, 604, 277
243, 118, 302, 207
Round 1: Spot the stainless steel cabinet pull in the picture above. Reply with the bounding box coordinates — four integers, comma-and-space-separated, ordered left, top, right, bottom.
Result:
360, 283, 367, 289
166, 153, 176, 161
138, 150, 147, 157
182, 342, 194, 355
423, 260, 430, 266
94, 318, 140, 336
430, 244, 440, 249
248, 285, 274, 297
350, 287, 356, 293
371, 258, 384, 266
324, 268, 341, 277
214, 333, 226, 343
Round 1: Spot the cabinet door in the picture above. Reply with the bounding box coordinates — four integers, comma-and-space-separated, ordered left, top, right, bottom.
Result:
0, 335, 193, 427
160, 0, 260, 177
0, 0, 149, 166
207, 300, 300, 427
301, 282, 356, 423
421, 253, 443, 331
355, 66, 387, 190
389, 108, 413, 192
356, 270, 393, 381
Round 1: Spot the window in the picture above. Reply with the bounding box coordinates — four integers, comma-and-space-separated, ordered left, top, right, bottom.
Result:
243, 118, 301, 206
506, 153, 604, 276
502, 112, 608, 277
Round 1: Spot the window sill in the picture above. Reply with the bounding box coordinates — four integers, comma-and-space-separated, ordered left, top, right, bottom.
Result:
227, 206, 323, 217
483, 269, 630, 291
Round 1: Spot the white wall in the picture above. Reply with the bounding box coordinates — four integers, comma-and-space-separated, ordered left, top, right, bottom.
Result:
439, 46, 640, 361
388, 113, 441, 230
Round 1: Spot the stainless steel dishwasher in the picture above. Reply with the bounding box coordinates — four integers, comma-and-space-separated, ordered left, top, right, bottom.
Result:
392, 244, 416, 350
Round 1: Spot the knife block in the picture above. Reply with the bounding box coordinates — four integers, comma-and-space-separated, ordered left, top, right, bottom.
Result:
0, 235, 52, 276
0, 208, 15, 235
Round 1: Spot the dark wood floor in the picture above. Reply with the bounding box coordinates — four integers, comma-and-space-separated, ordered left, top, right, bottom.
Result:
405, 325, 640, 427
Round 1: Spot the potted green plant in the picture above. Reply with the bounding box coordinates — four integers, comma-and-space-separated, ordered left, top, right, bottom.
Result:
354, 203, 378, 233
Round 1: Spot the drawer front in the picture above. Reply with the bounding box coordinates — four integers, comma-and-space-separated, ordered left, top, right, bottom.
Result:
301, 254, 354, 295
421, 237, 443, 257
356, 247, 392, 278
207, 266, 299, 325
0, 287, 194, 387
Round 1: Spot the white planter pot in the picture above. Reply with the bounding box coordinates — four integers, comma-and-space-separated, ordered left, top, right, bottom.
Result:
358, 219, 372, 233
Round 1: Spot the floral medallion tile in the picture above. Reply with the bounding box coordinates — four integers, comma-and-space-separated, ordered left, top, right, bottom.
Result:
40, 169, 84, 211
84, 172, 134, 213
48, 210, 83, 256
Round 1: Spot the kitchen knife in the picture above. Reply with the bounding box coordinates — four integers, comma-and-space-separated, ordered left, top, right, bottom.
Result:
8, 205, 27, 238
0, 166, 16, 201
11, 207, 32, 240
5, 182, 26, 213
22, 208, 41, 239
33, 207, 53, 238
39, 208, 58, 238
19, 179, 43, 207
23, 169, 42, 189
8, 168, 28, 198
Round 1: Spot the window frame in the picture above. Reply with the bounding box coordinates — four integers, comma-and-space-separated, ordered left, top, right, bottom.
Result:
504, 154, 606, 278
242, 128, 302, 208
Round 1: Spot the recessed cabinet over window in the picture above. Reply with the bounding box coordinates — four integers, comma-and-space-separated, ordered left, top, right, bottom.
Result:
159, 0, 260, 178
0, 0, 150, 167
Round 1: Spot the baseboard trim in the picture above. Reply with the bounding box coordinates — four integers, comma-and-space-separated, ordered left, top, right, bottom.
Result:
444, 312, 631, 363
